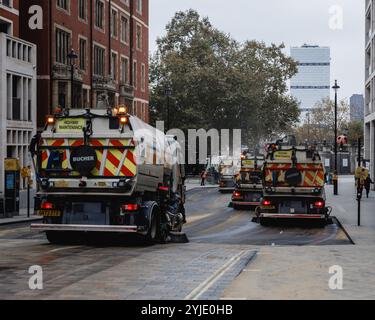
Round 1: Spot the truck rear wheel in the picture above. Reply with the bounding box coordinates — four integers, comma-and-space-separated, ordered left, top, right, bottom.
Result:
146, 214, 158, 243
146, 209, 168, 244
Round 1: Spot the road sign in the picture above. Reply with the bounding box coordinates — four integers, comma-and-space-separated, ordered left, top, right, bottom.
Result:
56, 118, 85, 133
4, 158, 20, 171
274, 150, 292, 160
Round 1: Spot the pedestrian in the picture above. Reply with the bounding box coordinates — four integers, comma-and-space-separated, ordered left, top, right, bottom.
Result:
200, 170, 207, 186
328, 173, 333, 185
364, 175, 374, 198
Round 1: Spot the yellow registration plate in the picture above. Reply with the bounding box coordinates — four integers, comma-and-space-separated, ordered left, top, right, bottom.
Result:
37, 210, 62, 217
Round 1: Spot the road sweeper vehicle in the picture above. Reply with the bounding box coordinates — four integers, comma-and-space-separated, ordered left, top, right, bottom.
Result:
256, 139, 331, 226
29, 107, 186, 244
218, 158, 240, 193
230, 154, 265, 209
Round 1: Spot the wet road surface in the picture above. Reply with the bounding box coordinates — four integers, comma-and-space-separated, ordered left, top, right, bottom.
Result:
0, 187, 351, 300
185, 188, 351, 246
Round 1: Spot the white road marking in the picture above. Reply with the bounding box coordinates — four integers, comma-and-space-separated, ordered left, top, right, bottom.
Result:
186, 213, 213, 225
49, 246, 83, 253
184, 250, 248, 300
243, 269, 261, 272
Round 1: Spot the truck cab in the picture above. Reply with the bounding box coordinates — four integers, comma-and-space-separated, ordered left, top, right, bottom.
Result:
230, 154, 264, 209
257, 142, 330, 226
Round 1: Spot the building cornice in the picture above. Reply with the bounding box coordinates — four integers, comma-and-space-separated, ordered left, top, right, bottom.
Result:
365, 112, 375, 123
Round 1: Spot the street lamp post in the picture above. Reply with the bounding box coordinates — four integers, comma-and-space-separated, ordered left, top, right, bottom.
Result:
68, 49, 78, 109
332, 80, 340, 195
165, 86, 172, 131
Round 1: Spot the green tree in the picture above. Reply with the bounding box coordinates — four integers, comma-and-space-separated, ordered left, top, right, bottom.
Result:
292, 97, 349, 145
150, 10, 299, 146
347, 120, 364, 145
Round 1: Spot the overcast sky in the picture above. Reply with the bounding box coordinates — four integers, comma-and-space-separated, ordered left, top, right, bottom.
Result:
150, 0, 365, 101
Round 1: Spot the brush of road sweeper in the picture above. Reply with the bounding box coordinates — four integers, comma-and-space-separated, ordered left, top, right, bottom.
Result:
169, 231, 189, 243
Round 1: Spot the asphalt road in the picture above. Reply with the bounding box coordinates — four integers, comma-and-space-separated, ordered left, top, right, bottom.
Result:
0, 187, 351, 300
185, 188, 351, 246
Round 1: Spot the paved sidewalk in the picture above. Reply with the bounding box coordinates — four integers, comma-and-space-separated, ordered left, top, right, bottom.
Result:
0, 208, 42, 226
223, 175, 375, 300
185, 177, 219, 191
325, 175, 375, 245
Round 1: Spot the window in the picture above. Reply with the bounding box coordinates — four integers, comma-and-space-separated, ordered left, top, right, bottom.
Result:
1, 0, 12, 8
136, 0, 142, 14
121, 57, 129, 84
58, 82, 67, 109
57, 0, 69, 11
55, 28, 71, 64
111, 9, 118, 38
94, 45, 105, 76
95, 0, 104, 29
79, 38, 87, 70
136, 24, 142, 50
78, 0, 87, 20
83, 89, 89, 108
133, 61, 137, 89
121, 16, 129, 43
0, 19, 12, 35
141, 63, 146, 92
111, 52, 117, 81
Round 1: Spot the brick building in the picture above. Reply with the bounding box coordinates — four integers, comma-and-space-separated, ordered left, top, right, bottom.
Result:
0, 0, 37, 198
365, 0, 375, 187
0, 0, 19, 35
20, 0, 149, 128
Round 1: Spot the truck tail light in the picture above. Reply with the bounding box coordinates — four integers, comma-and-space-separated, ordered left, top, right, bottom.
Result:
121, 204, 139, 212
314, 201, 325, 209
262, 200, 272, 206
41, 202, 54, 209
232, 191, 242, 199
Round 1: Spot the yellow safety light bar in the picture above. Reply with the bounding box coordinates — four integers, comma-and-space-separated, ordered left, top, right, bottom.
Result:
46, 115, 55, 125
114, 105, 128, 116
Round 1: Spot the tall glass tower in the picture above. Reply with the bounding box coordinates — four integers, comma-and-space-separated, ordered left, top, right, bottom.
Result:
290, 44, 331, 122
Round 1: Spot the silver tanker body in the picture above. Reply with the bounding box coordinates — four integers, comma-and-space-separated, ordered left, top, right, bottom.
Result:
30, 108, 186, 244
